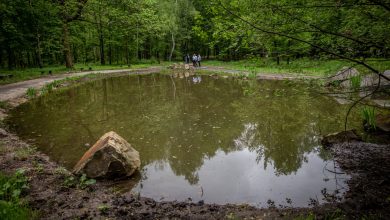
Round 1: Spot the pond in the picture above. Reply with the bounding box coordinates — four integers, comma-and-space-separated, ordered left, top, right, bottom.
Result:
7, 73, 360, 207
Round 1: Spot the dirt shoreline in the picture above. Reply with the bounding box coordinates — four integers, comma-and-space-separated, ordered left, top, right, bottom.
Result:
0, 67, 389, 219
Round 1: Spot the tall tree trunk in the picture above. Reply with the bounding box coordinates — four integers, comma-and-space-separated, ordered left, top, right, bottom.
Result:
169, 32, 175, 62
108, 31, 112, 65
62, 22, 73, 68
125, 38, 129, 65
36, 32, 43, 68
99, 32, 105, 65
0, 49, 3, 68
6, 45, 14, 70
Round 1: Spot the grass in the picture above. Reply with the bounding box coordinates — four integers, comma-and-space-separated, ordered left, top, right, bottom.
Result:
26, 88, 37, 99
350, 74, 362, 90
0, 61, 168, 85
203, 58, 390, 77
362, 106, 376, 131
0, 170, 37, 220
14, 147, 36, 161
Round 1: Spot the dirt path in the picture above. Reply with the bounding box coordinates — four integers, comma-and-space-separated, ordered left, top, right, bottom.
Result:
0, 67, 162, 102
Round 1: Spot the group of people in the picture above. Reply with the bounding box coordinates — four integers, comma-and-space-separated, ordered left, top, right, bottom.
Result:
184, 53, 201, 67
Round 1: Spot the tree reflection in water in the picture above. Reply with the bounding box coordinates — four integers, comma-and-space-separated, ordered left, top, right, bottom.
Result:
7, 74, 358, 206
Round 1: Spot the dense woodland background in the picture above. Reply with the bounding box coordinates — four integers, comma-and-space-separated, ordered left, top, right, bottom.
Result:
0, 0, 389, 69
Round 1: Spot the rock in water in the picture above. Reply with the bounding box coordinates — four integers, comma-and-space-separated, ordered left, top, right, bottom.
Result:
73, 131, 140, 179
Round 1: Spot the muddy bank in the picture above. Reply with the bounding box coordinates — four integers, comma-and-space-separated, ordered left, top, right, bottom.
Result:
323, 131, 390, 218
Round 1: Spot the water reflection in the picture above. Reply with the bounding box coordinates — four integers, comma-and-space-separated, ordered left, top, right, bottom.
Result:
7, 74, 359, 207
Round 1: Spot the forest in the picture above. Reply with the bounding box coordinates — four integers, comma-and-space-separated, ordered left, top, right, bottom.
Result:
1, 0, 389, 70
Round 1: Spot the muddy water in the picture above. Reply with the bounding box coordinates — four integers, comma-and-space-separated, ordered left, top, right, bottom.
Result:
7, 74, 360, 207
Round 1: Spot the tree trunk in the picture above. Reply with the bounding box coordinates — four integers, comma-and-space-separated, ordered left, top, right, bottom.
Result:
6, 45, 14, 70
169, 32, 175, 62
108, 32, 112, 65
62, 22, 73, 68
99, 32, 105, 65
125, 38, 129, 65
36, 32, 43, 68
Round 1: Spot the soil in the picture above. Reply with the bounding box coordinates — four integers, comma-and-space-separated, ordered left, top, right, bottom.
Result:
325, 139, 390, 219
0, 66, 389, 219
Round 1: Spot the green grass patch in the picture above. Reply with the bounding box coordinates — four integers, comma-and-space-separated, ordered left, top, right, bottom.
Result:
350, 74, 362, 90
26, 88, 37, 99
0, 170, 37, 220
362, 106, 376, 131
203, 58, 390, 77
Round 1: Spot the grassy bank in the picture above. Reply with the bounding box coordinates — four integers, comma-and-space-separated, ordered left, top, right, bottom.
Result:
203, 58, 390, 77
0, 61, 167, 85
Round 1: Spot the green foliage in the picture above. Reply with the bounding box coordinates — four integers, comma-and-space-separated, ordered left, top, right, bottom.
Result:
26, 88, 37, 99
0, 169, 28, 202
62, 174, 96, 189
362, 106, 376, 130
97, 204, 110, 214
0, 170, 36, 220
79, 174, 96, 189
1, 0, 389, 82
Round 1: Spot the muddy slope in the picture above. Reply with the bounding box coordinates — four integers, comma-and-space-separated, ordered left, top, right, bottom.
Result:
325, 137, 390, 218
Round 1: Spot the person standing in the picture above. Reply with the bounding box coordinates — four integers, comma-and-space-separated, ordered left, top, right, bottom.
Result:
197, 54, 202, 67
184, 54, 190, 64
192, 53, 198, 67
